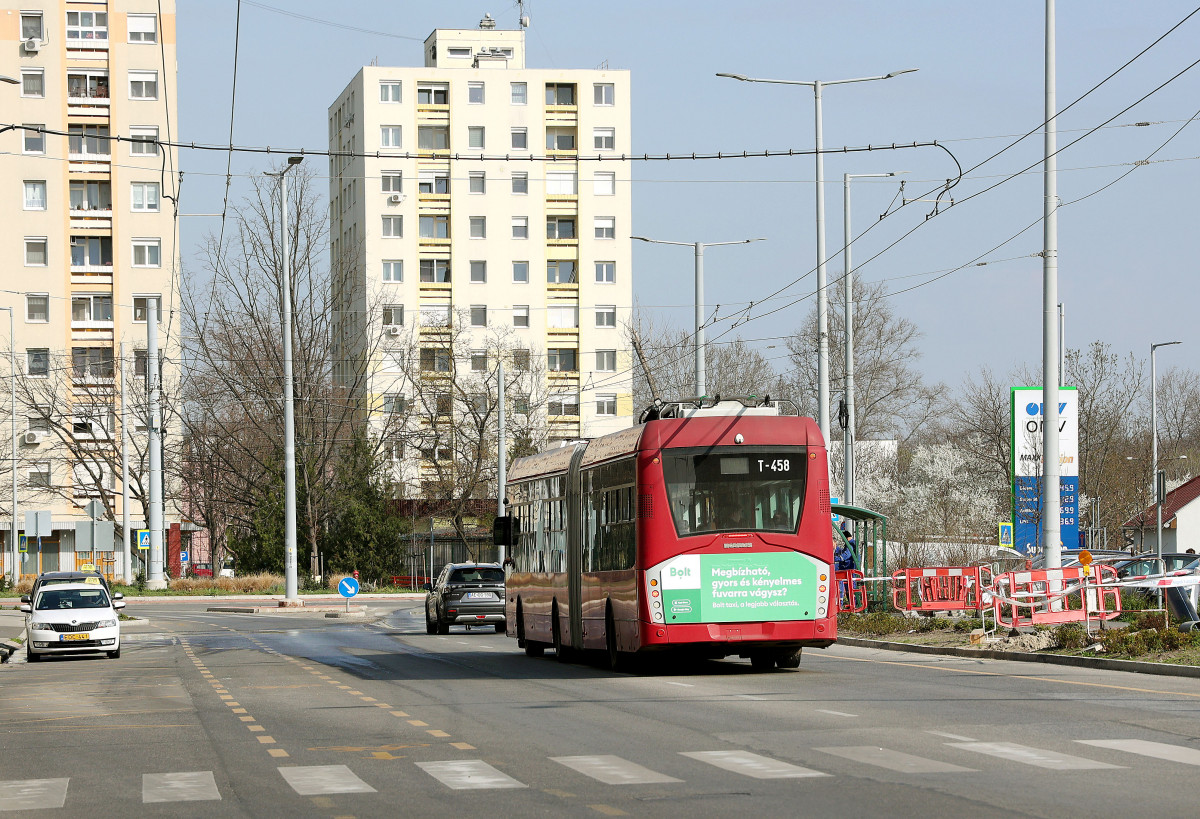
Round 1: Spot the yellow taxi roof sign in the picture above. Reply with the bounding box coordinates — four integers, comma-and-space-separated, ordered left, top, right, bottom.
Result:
79, 563, 96, 572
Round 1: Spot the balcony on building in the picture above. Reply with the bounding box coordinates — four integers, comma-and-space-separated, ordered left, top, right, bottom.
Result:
68, 125, 111, 172
67, 72, 109, 116
69, 181, 113, 229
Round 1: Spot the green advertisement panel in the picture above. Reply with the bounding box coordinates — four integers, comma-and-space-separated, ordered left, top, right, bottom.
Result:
657, 552, 819, 623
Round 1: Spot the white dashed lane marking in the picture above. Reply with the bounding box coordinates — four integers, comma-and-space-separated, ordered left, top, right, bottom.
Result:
143, 771, 222, 803
552, 755, 681, 785
0, 779, 70, 811
1078, 739, 1200, 766
417, 760, 526, 790
815, 746, 975, 774
277, 765, 377, 796
947, 742, 1122, 770
681, 751, 828, 779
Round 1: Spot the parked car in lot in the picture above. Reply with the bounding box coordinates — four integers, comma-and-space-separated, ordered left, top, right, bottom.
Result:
1032, 549, 1132, 570
20, 581, 126, 661
425, 563, 506, 634
1111, 552, 1200, 580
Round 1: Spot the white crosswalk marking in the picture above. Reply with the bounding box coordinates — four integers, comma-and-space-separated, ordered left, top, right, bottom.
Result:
947, 742, 1122, 770
681, 751, 828, 779
1078, 739, 1200, 766
0, 779, 69, 811
417, 760, 526, 790
815, 746, 976, 774
143, 771, 221, 803
552, 755, 681, 785
277, 765, 377, 796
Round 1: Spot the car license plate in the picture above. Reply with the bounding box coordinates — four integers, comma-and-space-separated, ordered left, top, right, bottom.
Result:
61, 633, 89, 642
465, 592, 494, 600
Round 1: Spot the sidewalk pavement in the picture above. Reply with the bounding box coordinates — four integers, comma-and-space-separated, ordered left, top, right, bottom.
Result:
0, 607, 26, 661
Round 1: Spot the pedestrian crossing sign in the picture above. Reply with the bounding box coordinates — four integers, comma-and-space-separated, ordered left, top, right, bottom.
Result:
999, 521, 1014, 548
18, 534, 27, 553
136, 529, 151, 550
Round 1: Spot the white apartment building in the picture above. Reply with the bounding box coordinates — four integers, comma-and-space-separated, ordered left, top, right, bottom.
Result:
2, 1, 180, 579
328, 20, 633, 494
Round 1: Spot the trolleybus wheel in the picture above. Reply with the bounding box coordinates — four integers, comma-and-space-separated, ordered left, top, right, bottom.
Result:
552, 603, 571, 663
605, 604, 625, 672
775, 648, 802, 669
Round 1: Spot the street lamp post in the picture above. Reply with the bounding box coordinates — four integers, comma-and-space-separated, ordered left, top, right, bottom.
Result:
631, 236, 765, 398
716, 68, 916, 450
1151, 340, 1182, 576
265, 157, 304, 603
841, 172, 898, 505
0, 309, 16, 585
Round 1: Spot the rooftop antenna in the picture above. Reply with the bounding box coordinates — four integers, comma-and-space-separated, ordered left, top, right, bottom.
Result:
518, 0, 530, 28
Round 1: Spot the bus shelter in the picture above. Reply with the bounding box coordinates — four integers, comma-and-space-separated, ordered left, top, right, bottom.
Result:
832, 503, 888, 603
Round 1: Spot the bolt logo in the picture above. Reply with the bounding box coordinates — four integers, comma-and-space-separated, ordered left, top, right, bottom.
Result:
669, 567, 692, 578
1026, 402, 1067, 416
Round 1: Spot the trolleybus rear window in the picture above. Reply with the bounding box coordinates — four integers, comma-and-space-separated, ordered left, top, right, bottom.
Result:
661, 447, 806, 536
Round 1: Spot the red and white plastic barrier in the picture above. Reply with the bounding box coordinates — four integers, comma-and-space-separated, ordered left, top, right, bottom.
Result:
836, 569, 867, 613
891, 566, 993, 614
990, 565, 1122, 628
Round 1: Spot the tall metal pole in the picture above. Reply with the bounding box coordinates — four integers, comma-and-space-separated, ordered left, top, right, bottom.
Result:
1151, 340, 1181, 573
1058, 303, 1065, 387
146, 299, 165, 587
497, 358, 506, 566
3, 308, 16, 585
120, 341, 131, 583
813, 82, 830, 447
1041, 0, 1062, 569
694, 242, 706, 396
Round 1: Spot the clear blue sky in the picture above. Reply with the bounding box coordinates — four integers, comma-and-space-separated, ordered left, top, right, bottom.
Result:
177, 1, 1200, 388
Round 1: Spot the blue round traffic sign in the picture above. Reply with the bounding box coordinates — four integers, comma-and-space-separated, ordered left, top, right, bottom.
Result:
338, 576, 360, 598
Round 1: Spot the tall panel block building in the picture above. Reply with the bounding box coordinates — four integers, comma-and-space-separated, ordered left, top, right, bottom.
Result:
2, 1, 180, 579
328, 20, 633, 496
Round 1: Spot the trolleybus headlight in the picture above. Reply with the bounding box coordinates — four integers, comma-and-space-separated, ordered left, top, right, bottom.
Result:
817, 607, 826, 617
653, 612, 663, 622
653, 601, 661, 609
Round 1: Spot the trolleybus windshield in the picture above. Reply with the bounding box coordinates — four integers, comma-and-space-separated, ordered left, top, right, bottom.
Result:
661, 446, 806, 536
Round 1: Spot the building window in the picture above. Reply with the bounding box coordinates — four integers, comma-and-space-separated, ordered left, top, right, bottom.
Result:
381, 126, 402, 148
129, 71, 158, 100
419, 259, 451, 282
382, 171, 402, 193
130, 126, 159, 156
545, 83, 576, 105
419, 215, 449, 238
596, 306, 617, 328
26, 295, 49, 323
67, 10, 108, 43
447, 47, 471, 59
21, 69, 45, 98
25, 238, 47, 267
417, 126, 450, 151
511, 217, 529, 239
132, 296, 162, 323
21, 12, 43, 40
596, 350, 617, 371
133, 350, 148, 379
511, 82, 527, 104
71, 181, 112, 212
546, 171, 577, 195
470, 261, 487, 283
417, 83, 449, 105
594, 83, 615, 106
595, 172, 616, 196
512, 261, 529, 283
511, 173, 529, 194
420, 306, 451, 328
130, 182, 160, 212
469, 172, 485, 194
596, 261, 616, 284
548, 306, 578, 329
469, 216, 486, 238
69, 125, 110, 157
468, 81, 485, 104
511, 128, 528, 150
67, 71, 110, 101
512, 349, 531, 371
467, 126, 485, 149
548, 393, 580, 416
470, 306, 487, 327
382, 304, 404, 328
471, 351, 488, 372
418, 170, 450, 193
27, 349, 49, 378
132, 238, 161, 267
128, 14, 157, 43
512, 306, 530, 328
72, 346, 115, 380
383, 260, 403, 282
545, 127, 576, 151
548, 349, 578, 372
383, 393, 407, 414
546, 217, 576, 240
596, 394, 618, 416
547, 261, 577, 284
382, 216, 403, 238
594, 127, 615, 150
594, 217, 615, 239
28, 461, 51, 488
380, 81, 402, 103
420, 348, 451, 372
70, 236, 113, 268
23, 125, 45, 155
23, 181, 47, 211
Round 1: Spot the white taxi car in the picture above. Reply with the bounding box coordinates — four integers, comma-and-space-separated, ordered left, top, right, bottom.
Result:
20, 581, 125, 661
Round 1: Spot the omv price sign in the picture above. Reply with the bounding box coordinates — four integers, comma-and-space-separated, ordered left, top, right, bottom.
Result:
338, 577, 360, 598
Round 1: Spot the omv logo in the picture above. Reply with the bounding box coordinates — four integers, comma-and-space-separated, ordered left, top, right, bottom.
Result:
1026, 402, 1068, 416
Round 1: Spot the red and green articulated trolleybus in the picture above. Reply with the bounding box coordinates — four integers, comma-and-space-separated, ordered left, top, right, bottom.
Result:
493, 396, 837, 671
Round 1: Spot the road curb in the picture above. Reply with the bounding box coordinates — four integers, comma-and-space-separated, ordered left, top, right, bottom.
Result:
0, 629, 25, 664
206, 605, 370, 615
837, 636, 1200, 679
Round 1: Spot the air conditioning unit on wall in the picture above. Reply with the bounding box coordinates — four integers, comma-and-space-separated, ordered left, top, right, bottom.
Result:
384, 326, 401, 336
24, 430, 45, 445
388, 193, 405, 204
23, 38, 41, 53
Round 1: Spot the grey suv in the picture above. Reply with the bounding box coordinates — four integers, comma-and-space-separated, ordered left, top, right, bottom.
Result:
425, 563, 506, 634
